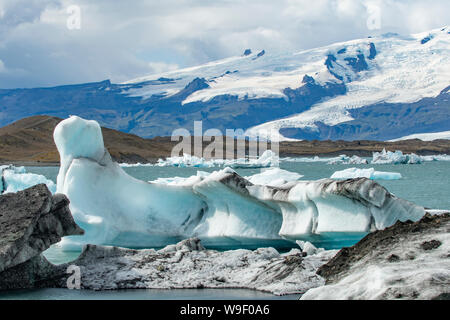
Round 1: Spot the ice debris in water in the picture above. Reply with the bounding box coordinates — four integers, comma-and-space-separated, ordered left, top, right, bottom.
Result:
331, 168, 402, 180
371, 149, 422, 164
0, 165, 56, 194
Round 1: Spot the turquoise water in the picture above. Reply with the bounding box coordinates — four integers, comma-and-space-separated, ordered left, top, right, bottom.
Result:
26, 160, 450, 210
0, 288, 300, 300
13, 160, 448, 300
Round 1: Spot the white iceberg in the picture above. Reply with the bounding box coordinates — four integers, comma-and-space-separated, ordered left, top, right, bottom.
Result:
244, 167, 303, 187
156, 154, 214, 168
154, 150, 279, 169
327, 155, 368, 165
282, 155, 368, 165
420, 154, 450, 162
54, 116, 426, 249
0, 165, 56, 194
119, 162, 153, 167
371, 149, 422, 164
281, 156, 329, 163
331, 168, 402, 180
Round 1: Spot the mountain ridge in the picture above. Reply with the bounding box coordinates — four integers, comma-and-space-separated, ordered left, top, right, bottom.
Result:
0, 27, 448, 141
1, 116, 450, 165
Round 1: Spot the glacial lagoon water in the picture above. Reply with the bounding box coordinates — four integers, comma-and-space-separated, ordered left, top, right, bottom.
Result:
5, 160, 449, 300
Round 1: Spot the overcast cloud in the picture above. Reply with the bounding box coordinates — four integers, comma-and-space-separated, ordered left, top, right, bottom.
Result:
0, 0, 448, 88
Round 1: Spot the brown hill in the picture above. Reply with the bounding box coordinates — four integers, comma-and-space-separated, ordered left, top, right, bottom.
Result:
0, 115, 449, 165
0, 116, 176, 165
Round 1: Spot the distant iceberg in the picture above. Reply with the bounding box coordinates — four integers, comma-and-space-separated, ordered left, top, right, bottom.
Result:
0, 165, 56, 194
420, 154, 450, 162
327, 155, 368, 165
331, 168, 402, 180
371, 149, 422, 164
153, 150, 279, 169
244, 167, 303, 187
371, 150, 450, 164
281, 155, 368, 165
54, 116, 426, 249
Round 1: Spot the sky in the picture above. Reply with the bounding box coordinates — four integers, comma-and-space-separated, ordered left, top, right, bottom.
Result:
0, 0, 448, 88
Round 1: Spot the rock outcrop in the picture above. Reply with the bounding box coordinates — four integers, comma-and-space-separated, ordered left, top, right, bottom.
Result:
51, 238, 336, 295
301, 212, 450, 300
0, 184, 84, 290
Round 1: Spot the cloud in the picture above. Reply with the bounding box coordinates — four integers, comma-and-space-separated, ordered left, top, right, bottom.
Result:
0, 0, 448, 88
148, 62, 179, 74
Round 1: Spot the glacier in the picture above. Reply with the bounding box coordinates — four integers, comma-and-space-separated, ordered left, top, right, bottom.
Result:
1, 28, 449, 141
0, 165, 56, 194
55, 116, 426, 250
331, 168, 402, 180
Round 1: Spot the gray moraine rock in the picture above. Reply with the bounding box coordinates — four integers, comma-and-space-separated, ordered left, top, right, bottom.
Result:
0, 184, 84, 290
52, 238, 336, 295
301, 212, 450, 300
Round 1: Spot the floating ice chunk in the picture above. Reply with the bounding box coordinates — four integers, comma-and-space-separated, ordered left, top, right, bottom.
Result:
156, 154, 214, 168
420, 154, 450, 162
346, 155, 369, 165
119, 162, 153, 167
150, 171, 211, 186
371, 149, 422, 164
331, 168, 402, 180
327, 155, 368, 165
281, 156, 328, 163
245, 168, 303, 186
0, 165, 56, 194
155, 150, 279, 168
282, 155, 368, 165
296, 240, 323, 256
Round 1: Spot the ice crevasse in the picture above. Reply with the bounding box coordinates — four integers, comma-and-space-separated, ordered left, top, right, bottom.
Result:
54, 116, 426, 249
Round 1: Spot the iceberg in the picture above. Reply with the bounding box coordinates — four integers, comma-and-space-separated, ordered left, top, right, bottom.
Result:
420, 154, 450, 162
154, 150, 279, 168
331, 168, 402, 180
282, 155, 368, 165
327, 155, 368, 165
371, 149, 422, 164
0, 165, 56, 194
281, 156, 330, 163
54, 116, 426, 249
244, 167, 303, 187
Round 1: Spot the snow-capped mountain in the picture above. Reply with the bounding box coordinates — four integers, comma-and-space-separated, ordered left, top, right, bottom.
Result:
0, 27, 449, 141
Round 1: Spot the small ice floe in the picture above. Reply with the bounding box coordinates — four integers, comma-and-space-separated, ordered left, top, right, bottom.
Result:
153, 149, 279, 168
245, 167, 303, 187
327, 155, 368, 165
371, 149, 421, 164
282, 155, 368, 165
0, 165, 56, 194
330, 168, 402, 180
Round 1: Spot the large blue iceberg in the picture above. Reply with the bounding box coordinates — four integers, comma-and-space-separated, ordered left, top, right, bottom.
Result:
54, 116, 426, 250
